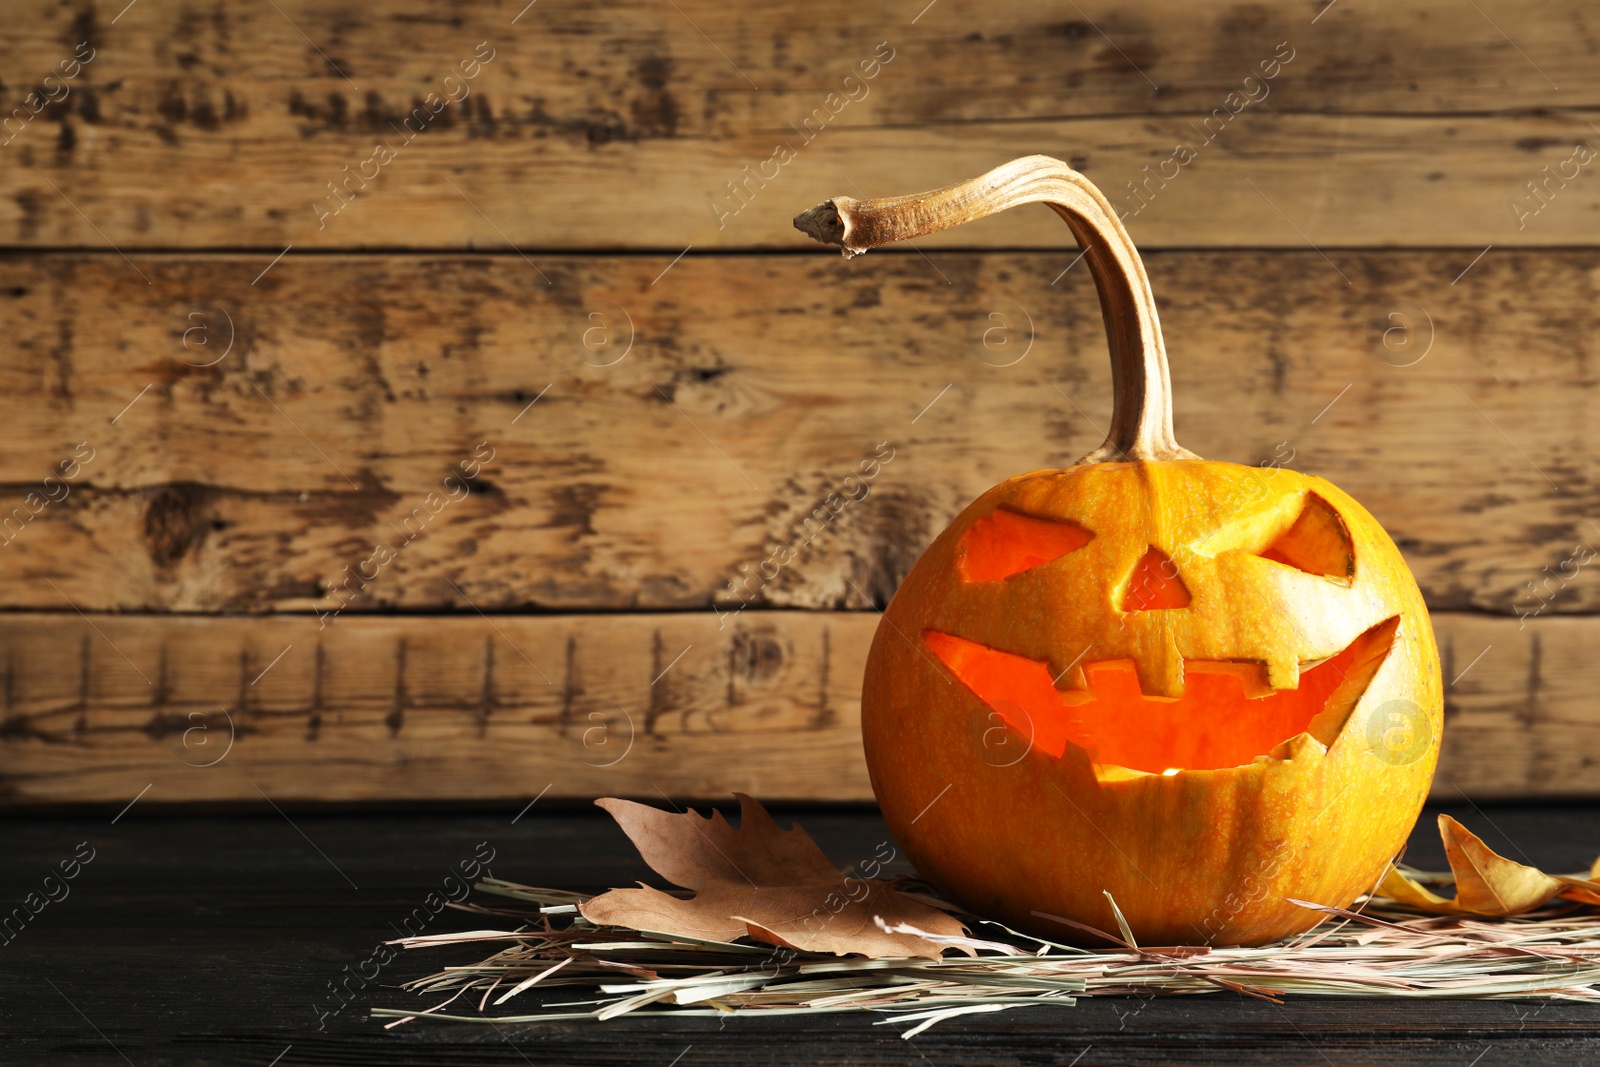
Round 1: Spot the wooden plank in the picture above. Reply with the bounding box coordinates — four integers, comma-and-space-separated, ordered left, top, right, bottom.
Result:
1434, 614, 1600, 800
4, 805, 1600, 1065
0, 611, 867, 806
6, 806, 1600, 1065
1, 1, 1598, 248
0, 610, 1594, 805
0, 250, 1596, 616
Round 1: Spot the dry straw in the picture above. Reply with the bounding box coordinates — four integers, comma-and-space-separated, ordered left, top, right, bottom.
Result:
373, 875, 1600, 1038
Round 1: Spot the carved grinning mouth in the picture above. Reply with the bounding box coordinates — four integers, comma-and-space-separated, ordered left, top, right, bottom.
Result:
924, 616, 1400, 774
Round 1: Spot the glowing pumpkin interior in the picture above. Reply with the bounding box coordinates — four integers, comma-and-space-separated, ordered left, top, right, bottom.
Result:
931, 495, 1398, 774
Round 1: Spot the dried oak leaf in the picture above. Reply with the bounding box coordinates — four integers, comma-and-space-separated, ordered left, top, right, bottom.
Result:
1379, 814, 1600, 915
577, 794, 971, 960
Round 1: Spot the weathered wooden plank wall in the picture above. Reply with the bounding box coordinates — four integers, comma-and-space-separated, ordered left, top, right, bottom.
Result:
0, 612, 1592, 805
3, 1, 1600, 248
1, 251, 1593, 614
0, 0, 1595, 803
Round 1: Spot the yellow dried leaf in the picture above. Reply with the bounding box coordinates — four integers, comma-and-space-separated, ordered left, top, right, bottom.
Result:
1558, 875, 1600, 907
1377, 866, 1457, 912
1441, 815, 1567, 914
577, 794, 971, 960
1562, 856, 1600, 906
1378, 814, 1575, 916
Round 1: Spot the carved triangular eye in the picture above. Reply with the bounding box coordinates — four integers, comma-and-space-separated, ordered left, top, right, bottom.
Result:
1260, 493, 1354, 581
959, 507, 1094, 582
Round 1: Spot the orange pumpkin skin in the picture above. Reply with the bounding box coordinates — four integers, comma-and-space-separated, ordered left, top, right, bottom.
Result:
798, 156, 1443, 947
861, 460, 1441, 946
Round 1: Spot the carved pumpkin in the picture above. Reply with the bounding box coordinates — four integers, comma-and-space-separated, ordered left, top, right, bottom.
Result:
796, 156, 1442, 947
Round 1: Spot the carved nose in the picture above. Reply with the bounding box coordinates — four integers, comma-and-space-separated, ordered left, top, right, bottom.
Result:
1122, 546, 1191, 611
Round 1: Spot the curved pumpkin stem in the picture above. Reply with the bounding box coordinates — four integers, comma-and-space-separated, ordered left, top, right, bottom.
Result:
794, 155, 1196, 464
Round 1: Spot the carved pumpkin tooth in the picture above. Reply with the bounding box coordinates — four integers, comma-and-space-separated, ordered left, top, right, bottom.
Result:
1269, 733, 1329, 763
1130, 639, 1185, 701
1264, 656, 1301, 693
819, 156, 1442, 949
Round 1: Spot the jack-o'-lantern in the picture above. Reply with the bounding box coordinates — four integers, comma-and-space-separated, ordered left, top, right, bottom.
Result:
795, 156, 1442, 947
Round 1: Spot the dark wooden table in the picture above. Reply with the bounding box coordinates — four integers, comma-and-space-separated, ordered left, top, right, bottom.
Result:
3, 800, 1598, 1065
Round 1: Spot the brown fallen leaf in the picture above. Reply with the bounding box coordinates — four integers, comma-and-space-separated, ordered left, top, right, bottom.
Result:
1557, 855, 1600, 908
1379, 814, 1600, 916
1560, 852, 1600, 908
577, 794, 972, 960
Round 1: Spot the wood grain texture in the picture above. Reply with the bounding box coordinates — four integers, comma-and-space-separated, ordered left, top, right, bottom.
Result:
0, 609, 1594, 805
6, 805, 1600, 1065
0, 250, 1594, 616
1, 0, 1597, 248
0, 610, 867, 806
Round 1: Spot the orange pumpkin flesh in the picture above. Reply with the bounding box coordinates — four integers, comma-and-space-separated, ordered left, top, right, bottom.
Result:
797, 157, 1443, 948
